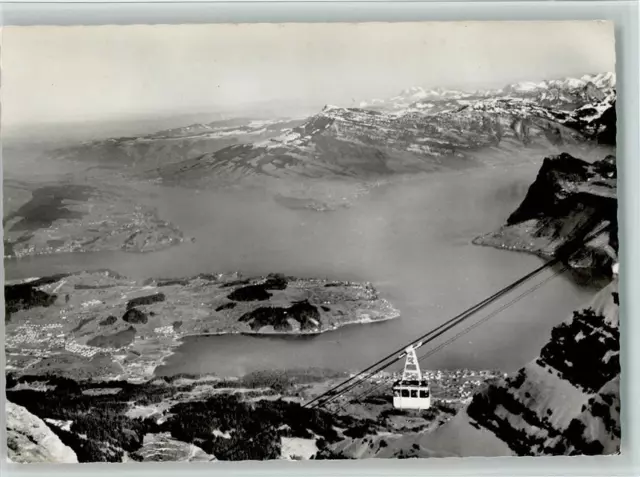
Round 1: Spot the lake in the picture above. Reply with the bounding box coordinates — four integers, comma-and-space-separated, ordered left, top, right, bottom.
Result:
4, 155, 597, 377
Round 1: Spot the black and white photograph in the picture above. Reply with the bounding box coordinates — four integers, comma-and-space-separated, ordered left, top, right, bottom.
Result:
3, 21, 619, 462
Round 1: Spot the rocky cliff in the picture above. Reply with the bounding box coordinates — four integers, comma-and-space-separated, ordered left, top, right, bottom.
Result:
474, 152, 618, 281
6, 401, 79, 463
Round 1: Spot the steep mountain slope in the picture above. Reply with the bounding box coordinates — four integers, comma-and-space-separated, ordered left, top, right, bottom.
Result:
474, 152, 618, 279
321, 279, 620, 458
462, 279, 619, 456
6, 401, 79, 463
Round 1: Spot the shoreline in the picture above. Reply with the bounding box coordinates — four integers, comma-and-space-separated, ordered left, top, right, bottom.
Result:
153, 311, 401, 379
1, 158, 538, 266
5, 270, 401, 383
179, 309, 401, 340
471, 234, 555, 259
472, 231, 614, 280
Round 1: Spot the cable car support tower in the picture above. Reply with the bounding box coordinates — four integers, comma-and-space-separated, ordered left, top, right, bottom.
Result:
393, 341, 431, 410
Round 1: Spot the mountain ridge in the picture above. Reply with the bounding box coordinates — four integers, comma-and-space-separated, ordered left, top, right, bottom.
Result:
360, 72, 616, 112
473, 152, 618, 280
47, 73, 616, 190
145, 72, 615, 188
150, 99, 614, 190
50, 117, 305, 170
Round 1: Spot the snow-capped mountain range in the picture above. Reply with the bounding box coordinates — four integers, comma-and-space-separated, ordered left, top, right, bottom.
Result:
359, 72, 615, 113
52, 73, 615, 187
149, 73, 615, 187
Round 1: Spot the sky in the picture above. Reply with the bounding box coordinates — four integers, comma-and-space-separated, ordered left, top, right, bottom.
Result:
2, 21, 615, 136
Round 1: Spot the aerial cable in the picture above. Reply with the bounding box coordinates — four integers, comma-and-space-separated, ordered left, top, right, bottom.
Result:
311, 218, 606, 409
305, 257, 554, 409
317, 265, 567, 409
219, 216, 605, 459
309, 253, 574, 409
347, 266, 569, 406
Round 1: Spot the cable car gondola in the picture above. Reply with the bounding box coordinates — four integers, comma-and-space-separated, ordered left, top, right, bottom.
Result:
392, 343, 431, 410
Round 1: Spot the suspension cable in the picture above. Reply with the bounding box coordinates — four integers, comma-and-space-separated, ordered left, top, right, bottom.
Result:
309, 216, 605, 409
219, 214, 606, 459
306, 257, 555, 409
346, 266, 569, 407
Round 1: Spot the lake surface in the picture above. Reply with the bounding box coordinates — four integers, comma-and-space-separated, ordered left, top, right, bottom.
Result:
4, 159, 596, 376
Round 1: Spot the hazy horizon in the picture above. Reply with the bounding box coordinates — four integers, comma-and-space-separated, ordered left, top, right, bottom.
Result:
2, 21, 615, 140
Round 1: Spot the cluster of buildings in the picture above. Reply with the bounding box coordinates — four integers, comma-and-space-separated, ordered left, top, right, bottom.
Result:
64, 340, 106, 358
153, 325, 176, 337
6, 323, 65, 349
6, 321, 116, 360
424, 369, 505, 402
360, 368, 504, 404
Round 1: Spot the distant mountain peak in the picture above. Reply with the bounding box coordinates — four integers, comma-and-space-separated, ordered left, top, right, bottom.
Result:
321, 104, 344, 113
503, 72, 616, 95
358, 72, 616, 113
